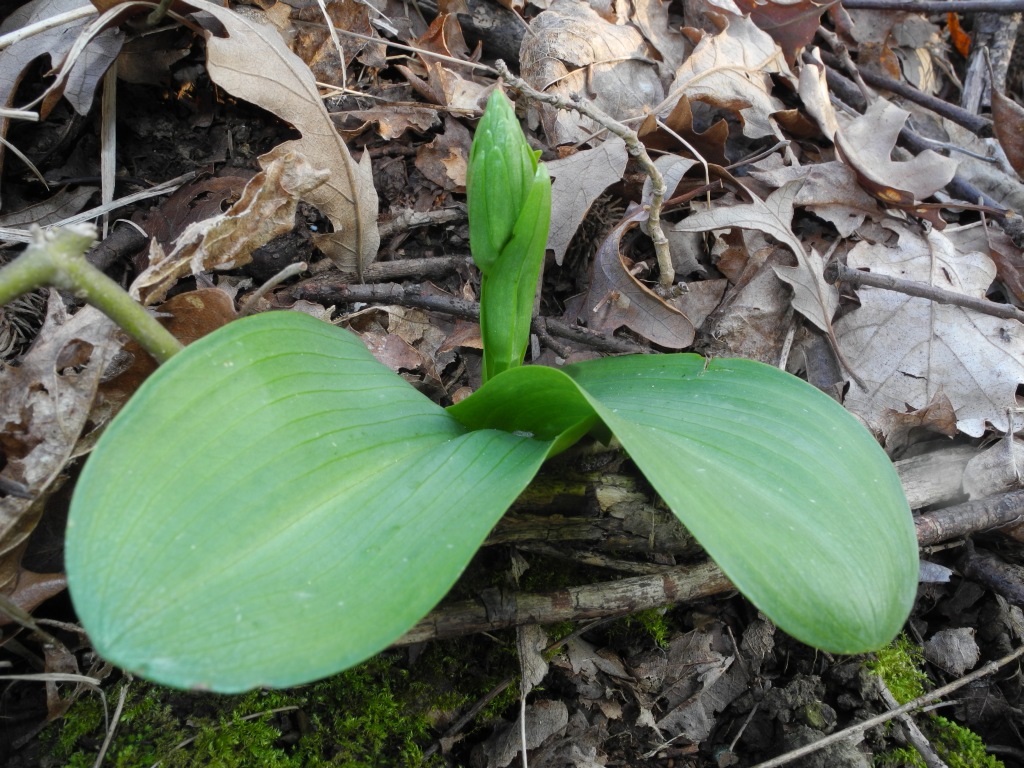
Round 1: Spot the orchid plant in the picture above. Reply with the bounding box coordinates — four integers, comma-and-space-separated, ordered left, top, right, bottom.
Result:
38, 91, 919, 692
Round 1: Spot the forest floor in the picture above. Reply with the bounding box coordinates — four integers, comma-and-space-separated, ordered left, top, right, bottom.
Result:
1, 0, 1024, 766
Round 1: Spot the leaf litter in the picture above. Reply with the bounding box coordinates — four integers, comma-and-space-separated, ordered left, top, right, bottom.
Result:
1, 0, 1024, 764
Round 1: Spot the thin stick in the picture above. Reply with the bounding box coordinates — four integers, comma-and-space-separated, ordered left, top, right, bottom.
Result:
239, 262, 308, 317
825, 261, 1024, 324
93, 682, 129, 768
842, 0, 1024, 11
493, 60, 676, 288
751, 644, 1024, 767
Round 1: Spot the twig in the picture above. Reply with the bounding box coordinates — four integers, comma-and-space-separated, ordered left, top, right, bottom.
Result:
750, 643, 1024, 767
289, 280, 651, 354
842, 0, 1024, 11
916, 489, 1024, 546
93, 682, 129, 768
493, 60, 676, 288
876, 680, 949, 768
816, 52, 992, 137
818, 27, 874, 106
825, 261, 1024, 324
239, 262, 308, 317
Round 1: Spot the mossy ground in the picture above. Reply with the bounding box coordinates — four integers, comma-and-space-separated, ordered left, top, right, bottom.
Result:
43, 638, 519, 768
869, 635, 1004, 768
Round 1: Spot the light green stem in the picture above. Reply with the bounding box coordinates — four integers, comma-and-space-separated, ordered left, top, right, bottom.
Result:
0, 225, 183, 364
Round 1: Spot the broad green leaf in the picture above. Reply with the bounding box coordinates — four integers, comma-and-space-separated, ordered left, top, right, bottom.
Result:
448, 364, 598, 455
66, 312, 554, 692
563, 354, 918, 653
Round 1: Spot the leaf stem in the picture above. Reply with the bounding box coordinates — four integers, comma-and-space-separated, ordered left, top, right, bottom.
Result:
494, 60, 676, 288
0, 224, 184, 363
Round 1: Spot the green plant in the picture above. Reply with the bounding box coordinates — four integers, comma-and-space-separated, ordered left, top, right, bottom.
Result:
1, 90, 918, 693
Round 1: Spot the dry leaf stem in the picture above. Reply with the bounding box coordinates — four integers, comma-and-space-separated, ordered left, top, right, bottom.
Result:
0, 225, 183, 364
826, 261, 1024, 323
493, 60, 676, 288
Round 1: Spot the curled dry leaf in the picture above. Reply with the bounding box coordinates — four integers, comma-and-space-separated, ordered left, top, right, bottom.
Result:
187, 0, 380, 275
546, 138, 629, 266
834, 99, 957, 213
131, 151, 328, 304
668, 15, 789, 140
0, 295, 118, 600
835, 221, 1024, 437
582, 206, 695, 349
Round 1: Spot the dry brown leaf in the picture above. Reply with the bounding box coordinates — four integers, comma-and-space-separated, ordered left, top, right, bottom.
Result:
992, 86, 1024, 179
582, 207, 695, 349
520, 0, 665, 145
880, 391, 959, 456
749, 161, 881, 238
0, 293, 118, 598
638, 93, 730, 165
674, 181, 838, 334
131, 151, 327, 304
546, 138, 629, 265
414, 116, 471, 192
835, 221, 1024, 437
667, 14, 789, 140
630, 0, 689, 71
188, 0, 380, 274
734, 0, 829, 63
834, 99, 957, 211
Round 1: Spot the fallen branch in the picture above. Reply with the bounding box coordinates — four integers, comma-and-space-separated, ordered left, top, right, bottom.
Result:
825, 261, 1024, 324
288, 279, 651, 354
842, 0, 1024, 12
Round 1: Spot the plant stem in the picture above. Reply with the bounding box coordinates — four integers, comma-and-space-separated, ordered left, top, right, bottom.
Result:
0, 224, 183, 363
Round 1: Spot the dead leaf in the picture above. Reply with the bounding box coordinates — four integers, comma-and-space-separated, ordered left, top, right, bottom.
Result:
924, 628, 979, 676
0, 294, 118, 598
880, 391, 959, 456
482, 700, 569, 768
188, 0, 381, 274
546, 138, 629, 265
414, 116, 471, 191
734, 0, 830, 63
834, 99, 958, 213
749, 161, 882, 238
131, 151, 327, 304
520, 0, 665, 145
582, 206, 695, 349
992, 86, 1024, 178
638, 93, 730, 165
668, 14, 789, 140
835, 221, 1024, 437
674, 181, 838, 335
962, 438, 1024, 500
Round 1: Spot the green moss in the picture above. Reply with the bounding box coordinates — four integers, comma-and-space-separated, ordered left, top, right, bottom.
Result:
866, 634, 928, 705
869, 637, 1003, 768
612, 608, 671, 649
46, 637, 526, 767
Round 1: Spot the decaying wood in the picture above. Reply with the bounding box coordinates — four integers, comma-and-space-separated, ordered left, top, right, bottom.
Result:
393, 560, 733, 646
392, 443, 1010, 647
